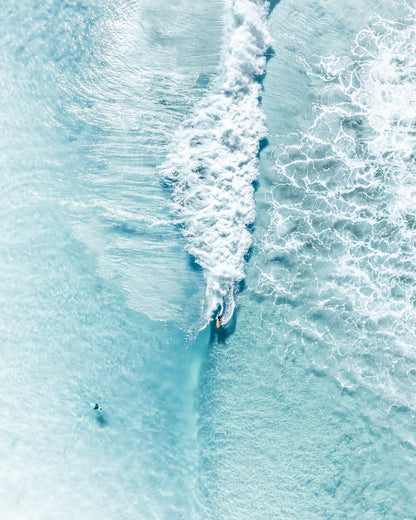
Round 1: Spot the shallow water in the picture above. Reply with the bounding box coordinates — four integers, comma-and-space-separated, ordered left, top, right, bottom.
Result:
1, 0, 416, 518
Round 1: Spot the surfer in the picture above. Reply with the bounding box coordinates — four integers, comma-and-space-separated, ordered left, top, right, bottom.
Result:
90, 402, 104, 412
216, 314, 224, 328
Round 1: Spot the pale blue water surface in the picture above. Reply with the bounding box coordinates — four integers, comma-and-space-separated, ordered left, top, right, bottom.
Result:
1, 0, 416, 519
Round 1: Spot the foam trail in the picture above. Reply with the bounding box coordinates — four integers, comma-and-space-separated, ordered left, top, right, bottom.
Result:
161, 0, 273, 328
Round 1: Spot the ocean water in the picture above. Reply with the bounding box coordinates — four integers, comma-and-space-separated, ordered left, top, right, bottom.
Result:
1, 0, 416, 519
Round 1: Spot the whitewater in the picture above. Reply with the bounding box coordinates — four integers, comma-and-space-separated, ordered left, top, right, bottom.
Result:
162, 0, 273, 327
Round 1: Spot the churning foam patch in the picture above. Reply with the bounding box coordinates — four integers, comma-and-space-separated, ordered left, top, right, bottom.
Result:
260, 7, 416, 361
319, 10, 416, 231
161, 0, 273, 328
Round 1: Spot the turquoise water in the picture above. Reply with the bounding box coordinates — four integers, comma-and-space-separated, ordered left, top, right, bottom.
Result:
1, 0, 416, 518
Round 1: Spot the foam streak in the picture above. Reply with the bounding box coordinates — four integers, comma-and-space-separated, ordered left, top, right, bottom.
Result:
162, 0, 272, 327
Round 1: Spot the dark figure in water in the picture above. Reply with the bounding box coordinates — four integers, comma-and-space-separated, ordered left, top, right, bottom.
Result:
91, 402, 104, 412
216, 314, 224, 328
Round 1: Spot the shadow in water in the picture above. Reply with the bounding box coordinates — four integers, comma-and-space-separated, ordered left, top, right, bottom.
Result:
95, 414, 108, 428
254, 47, 276, 84
209, 310, 237, 344
257, 137, 269, 159
268, 0, 280, 16
189, 254, 203, 272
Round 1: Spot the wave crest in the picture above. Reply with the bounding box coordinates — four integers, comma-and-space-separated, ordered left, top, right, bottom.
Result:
161, 0, 272, 327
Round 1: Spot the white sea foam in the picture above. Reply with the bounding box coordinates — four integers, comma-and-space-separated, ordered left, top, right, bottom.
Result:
259, 7, 416, 382
161, 0, 273, 327
321, 12, 416, 226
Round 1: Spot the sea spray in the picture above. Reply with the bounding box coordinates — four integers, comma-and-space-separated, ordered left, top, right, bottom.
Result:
161, 0, 273, 328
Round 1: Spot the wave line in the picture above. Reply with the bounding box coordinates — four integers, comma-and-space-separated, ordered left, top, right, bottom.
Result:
161, 0, 273, 328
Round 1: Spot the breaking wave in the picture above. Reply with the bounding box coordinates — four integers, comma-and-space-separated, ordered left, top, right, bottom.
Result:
161, 0, 273, 327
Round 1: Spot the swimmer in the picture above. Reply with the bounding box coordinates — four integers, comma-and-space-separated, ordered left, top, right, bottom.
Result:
216, 314, 224, 328
90, 402, 104, 412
